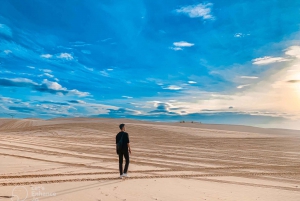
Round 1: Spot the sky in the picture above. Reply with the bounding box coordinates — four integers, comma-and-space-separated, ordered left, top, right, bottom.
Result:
1, 0, 300, 129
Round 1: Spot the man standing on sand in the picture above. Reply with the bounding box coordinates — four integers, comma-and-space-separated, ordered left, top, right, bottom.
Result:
116, 124, 131, 178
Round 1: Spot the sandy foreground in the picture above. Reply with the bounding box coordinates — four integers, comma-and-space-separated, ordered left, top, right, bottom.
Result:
0, 118, 299, 201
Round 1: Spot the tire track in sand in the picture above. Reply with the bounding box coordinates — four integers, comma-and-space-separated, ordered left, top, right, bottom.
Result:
1, 172, 300, 192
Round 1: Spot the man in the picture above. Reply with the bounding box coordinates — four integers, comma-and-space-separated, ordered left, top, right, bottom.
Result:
116, 123, 131, 178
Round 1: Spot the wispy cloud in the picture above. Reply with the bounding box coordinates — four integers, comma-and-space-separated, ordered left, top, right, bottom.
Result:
84, 66, 94, 71
285, 46, 300, 58
240, 76, 259, 79
237, 84, 250, 89
0, 78, 90, 97
170, 41, 194, 51
234, 33, 243, 38
100, 38, 112, 42
0, 24, 12, 37
173, 41, 194, 47
175, 3, 214, 19
70, 41, 91, 47
38, 101, 70, 106
8, 106, 34, 113
4, 50, 12, 54
234, 33, 250, 38
42, 79, 66, 91
163, 85, 182, 90
0, 78, 37, 86
100, 70, 109, 77
41, 69, 52, 73
188, 81, 197, 84
57, 53, 73, 60
0, 96, 21, 104
252, 56, 290, 65
68, 100, 86, 104
81, 50, 91, 54
169, 47, 183, 51
122, 96, 133, 99
150, 102, 171, 114
106, 108, 142, 116
38, 73, 54, 78
40, 54, 52, 59
68, 89, 90, 97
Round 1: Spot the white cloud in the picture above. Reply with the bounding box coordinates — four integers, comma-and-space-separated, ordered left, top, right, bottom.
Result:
0, 70, 15, 75
0, 78, 90, 98
10, 78, 37, 85
234, 33, 250, 38
163, 85, 182, 90
69, 89, 90, 97
43, 69, 52, 73
4, 50, 12, 54
240, 76, 259, 79
107, 68, 114, 71
237, 84, 250, 89
170, 47, 183, 51
234, 33, 243, 38
188, 81, 197, 84
122, 96, 133, 99
77, 100, 86, 104
27, 66, 35, 69
176, 3, 214, 19
42, 79, 66, 91
57, 53, 73, 60
285, 46, 300, 58
252, 56, 290, 65
71, 41, 91, 47
173, 41, 194, 47
44, 73, 54, 78
170, 41, 194, 51
0, 96, 20, 103
84, 66, 94, 71
41, 54, 52, 59
134, 47, 300, 121
100, 70, 109, 77
38, 73, 54, 78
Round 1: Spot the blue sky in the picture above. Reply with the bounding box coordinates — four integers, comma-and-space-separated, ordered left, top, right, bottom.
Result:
1, 0, 300, 128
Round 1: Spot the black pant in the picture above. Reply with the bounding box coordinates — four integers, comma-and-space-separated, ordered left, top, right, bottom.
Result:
118, 150, 129, 175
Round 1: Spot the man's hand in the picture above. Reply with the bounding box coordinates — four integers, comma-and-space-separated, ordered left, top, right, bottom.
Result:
127, 143, 131, 154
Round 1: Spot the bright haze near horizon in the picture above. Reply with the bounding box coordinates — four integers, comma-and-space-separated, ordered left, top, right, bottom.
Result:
1, 0, 300, 129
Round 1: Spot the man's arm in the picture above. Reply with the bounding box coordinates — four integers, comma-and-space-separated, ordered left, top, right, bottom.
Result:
126, 133, 131, 154
127, 143, 131, 154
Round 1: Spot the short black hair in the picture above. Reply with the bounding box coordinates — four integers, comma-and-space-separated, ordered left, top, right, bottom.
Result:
119, 124, 125, 130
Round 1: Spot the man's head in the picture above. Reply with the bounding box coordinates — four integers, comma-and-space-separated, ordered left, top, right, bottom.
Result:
119, 123, 125, 131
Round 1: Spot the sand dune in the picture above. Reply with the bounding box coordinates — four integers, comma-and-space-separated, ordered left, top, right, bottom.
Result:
0, 118, 299, 200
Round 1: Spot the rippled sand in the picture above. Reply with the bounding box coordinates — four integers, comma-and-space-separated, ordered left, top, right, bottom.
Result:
0, 118, 299, 201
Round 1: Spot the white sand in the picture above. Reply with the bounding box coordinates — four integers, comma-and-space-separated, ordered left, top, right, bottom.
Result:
0, 118, 299, 201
